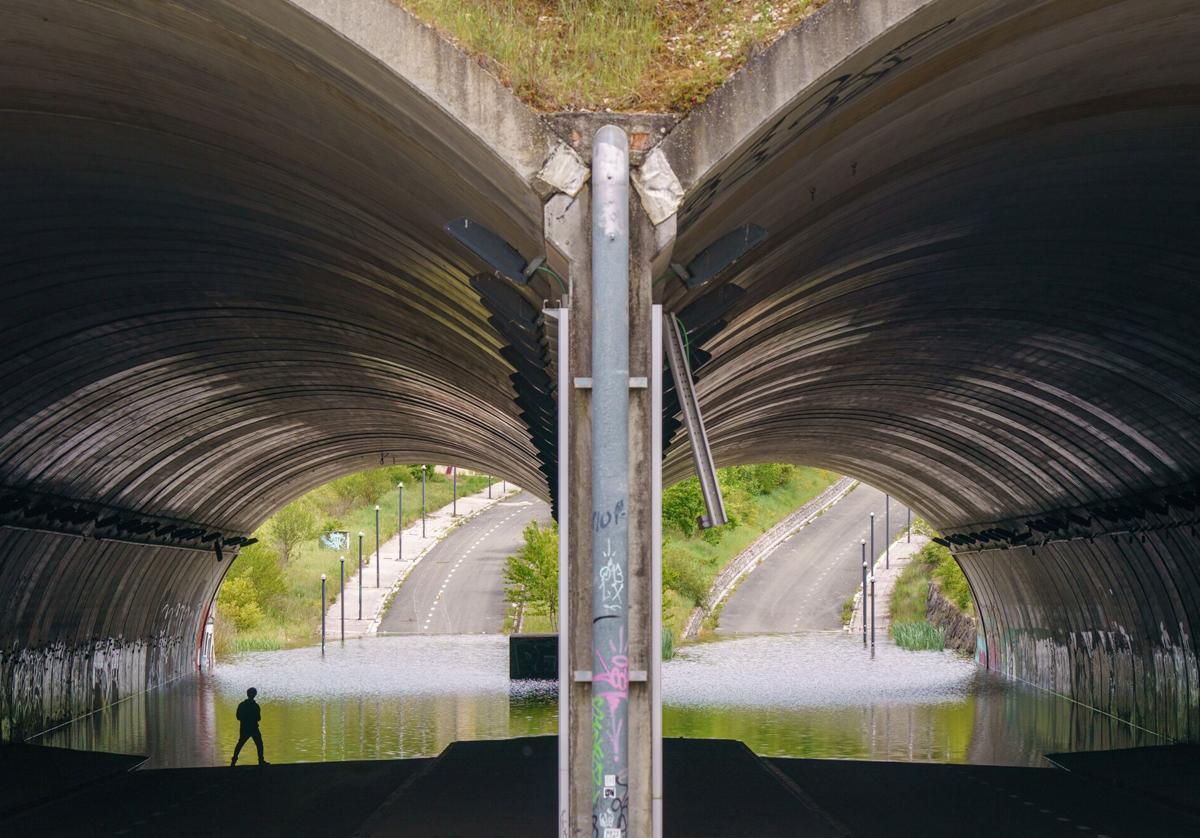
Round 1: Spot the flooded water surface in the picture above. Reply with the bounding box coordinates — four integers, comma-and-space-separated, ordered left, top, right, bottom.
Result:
34, 633, 1162, 768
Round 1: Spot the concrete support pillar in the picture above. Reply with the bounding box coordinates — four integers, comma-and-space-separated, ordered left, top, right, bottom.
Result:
555, 129, 661, 838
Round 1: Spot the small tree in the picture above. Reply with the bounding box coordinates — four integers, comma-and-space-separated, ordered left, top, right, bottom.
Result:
504, 522, 559, 629
267, 500, 319, 564
662, 478, 706, 536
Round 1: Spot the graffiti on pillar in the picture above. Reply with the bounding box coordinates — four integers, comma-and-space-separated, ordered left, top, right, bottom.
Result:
592, 628, 629, 836
591, 695, 606, 802
599, 539, 625, 612
592, 499, 627, 533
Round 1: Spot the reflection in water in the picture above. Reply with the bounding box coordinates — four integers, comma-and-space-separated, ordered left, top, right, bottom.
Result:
33, 634, 1163, 768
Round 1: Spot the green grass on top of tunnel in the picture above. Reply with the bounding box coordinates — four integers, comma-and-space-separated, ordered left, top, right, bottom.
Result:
214, 466, 492, 656
396, 0, 830, 112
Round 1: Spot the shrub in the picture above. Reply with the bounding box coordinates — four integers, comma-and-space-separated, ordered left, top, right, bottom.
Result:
267, 500, 319, 564
893, 621, 945, 651
661, 628, 675, 661
218, 577, 265, 630
224, 541, 286, 614
725, 463, 796, 495
663, 546, 709, 605
504, 522, 559, 628
663, 478, 705, 537
930, 547, 973, 613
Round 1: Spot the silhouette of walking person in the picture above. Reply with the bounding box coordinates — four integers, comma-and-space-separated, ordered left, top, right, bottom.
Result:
230, 687, 270, 766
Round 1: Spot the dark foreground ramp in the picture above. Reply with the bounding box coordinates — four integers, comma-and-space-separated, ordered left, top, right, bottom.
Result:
4, 739, 1199, 836
2, 755, 431, 837
358, 736, 846, 838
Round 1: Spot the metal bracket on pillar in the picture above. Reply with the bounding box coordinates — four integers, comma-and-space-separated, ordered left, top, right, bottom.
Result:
573, 669, 649, 682
664, 315, 727, 529
574, 377, 647, 389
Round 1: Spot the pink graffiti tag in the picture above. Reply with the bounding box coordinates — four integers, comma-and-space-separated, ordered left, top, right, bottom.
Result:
593, 631, 629, 765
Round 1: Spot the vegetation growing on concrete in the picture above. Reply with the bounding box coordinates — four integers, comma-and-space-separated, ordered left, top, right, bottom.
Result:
889, 535, 973, 652
215, 466, 489, 655
397, 0, 828, 112
840, 592, 855, 627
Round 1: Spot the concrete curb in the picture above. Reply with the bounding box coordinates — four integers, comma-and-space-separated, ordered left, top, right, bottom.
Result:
682, 477, 858, 640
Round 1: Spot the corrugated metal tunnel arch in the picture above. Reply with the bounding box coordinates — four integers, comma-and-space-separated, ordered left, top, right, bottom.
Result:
0, 0, 558, 738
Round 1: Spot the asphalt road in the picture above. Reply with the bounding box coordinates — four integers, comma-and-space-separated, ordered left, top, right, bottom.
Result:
377, 492, 551, 634
718, 484, 910, 633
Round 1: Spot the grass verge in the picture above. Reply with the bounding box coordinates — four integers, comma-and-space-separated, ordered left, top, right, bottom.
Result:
397, 0, 829, 112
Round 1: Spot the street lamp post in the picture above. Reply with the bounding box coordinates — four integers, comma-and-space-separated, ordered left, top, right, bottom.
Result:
421, 465, 427, 537
860, 540, 867, 646
452, 468, 457, 516
488, 475, 492, 499
869, 512, 876, 571
869, 574, 876, 650
374, 505, 381, 588
885, 495, 890, 570
397, 482, 404, 561
907, 507, 912, 543
357, 532, 364, 620
320, 573, 327, 655
339, 557, 345, 642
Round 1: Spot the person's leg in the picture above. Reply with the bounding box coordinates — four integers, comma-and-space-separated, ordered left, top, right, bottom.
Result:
252, 730, 265, 764
231, 732, 250, 766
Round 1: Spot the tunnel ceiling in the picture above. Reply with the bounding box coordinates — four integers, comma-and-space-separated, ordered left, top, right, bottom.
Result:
659, 0, 1200, 528
0, 0, 561, 532
1, 0, 1198, 537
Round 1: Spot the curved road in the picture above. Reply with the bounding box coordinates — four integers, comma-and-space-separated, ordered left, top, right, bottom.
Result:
378, 493, 551, 634
718, 484, 909, 634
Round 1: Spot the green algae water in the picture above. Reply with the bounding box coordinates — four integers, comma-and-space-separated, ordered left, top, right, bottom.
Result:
33, 633, 1161, 768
